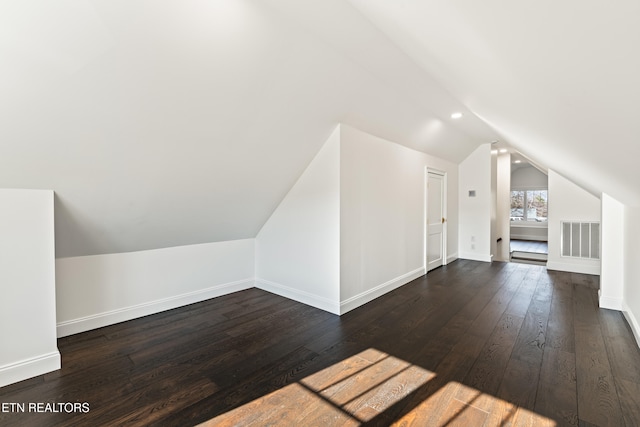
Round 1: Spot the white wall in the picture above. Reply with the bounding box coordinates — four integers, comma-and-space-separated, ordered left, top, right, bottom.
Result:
510, 225, 548, 241
56, 239, 255, 337
623, 205, 640, 347
339, 125, 458, 313
340, 126, 423, 309
0, 189, 60, 387
495, 153, 511, 261
256, 124, 458, 315
600, 193, 624, 310
458, 144, 492, 262
255, 127, 341, 314
547, 170, 601, 275
511, 165, 548, 189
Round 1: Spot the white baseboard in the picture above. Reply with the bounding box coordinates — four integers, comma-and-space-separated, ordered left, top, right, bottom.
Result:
0, 351, 61, 388
598, 290, 623, 311
57, 278, 255, 337
339, 267, 425, 315
458, 252, 492, 263
255, 279, 340, 315
622, 301, 640, 350
546, 261, 600, 276
446, 253, 459, 265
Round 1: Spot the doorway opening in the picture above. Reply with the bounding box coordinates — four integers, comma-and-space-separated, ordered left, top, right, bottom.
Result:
508, 158, 548, 265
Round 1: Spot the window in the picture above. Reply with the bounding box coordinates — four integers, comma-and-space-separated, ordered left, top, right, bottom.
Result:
510, 190, 547, 222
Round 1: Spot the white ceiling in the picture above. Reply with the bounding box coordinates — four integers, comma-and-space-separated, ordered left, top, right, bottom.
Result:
1, 0, 638, 257
348, 0, 640, 204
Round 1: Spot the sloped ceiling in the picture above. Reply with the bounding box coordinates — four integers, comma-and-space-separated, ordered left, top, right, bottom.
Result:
0, 0, 499, 257
6, 1, 635, 258
348, 0, 640, 205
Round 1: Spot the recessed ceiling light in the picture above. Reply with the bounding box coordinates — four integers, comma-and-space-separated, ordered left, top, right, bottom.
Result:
491, 150, 498, 155
451, 112, 463, 119
514, 160, 521, 163
499, 148, 508, 153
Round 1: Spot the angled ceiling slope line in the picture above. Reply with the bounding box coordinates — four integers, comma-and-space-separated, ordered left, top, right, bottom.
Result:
347, 0, 640, 207
1, 0, 496, 258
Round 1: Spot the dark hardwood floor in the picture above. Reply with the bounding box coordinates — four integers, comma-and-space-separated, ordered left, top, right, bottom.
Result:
1, 260, 639, 426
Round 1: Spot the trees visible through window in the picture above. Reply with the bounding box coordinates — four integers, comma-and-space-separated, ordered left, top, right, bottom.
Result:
510, 190, 547, 222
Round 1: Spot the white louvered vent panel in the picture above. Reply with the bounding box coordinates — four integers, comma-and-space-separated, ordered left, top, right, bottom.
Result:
561, 221, 600, 259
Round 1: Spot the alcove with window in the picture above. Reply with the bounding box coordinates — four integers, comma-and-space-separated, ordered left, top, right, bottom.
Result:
510, 162, 548, 262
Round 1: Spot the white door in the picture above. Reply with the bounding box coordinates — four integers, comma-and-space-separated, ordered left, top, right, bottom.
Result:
427, 172, 445, 271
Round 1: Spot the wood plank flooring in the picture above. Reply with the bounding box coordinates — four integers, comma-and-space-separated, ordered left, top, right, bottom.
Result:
1, 260, 639, 426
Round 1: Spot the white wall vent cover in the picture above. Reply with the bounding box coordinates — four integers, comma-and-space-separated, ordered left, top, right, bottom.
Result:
561, 221, 600, 259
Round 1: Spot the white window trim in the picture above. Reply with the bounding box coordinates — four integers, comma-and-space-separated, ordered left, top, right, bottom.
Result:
510, 188, 548, 224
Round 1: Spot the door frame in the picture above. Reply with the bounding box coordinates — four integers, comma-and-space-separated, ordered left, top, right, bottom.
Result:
425, 168, 448, 270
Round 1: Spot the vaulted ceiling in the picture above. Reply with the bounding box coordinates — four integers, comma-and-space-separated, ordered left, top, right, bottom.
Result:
1, 0, 638, 257
348, 0, 640, 204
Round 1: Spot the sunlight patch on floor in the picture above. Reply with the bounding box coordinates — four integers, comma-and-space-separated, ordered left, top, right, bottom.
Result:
198, 348, 556, 426
391, 381, 556, 426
